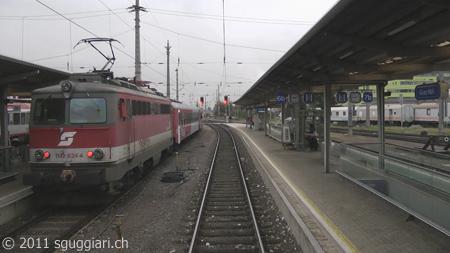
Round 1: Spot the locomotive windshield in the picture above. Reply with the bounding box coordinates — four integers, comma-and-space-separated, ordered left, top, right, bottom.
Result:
33, 98, 107, 125
69, 98, 106, 124
33, 98, 65, 125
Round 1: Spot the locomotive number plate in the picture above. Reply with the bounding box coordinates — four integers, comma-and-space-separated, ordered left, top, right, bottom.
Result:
55, 153, 84, 159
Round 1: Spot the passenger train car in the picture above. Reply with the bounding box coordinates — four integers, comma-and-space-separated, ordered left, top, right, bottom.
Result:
1, 102, 31, 145
411, 103, 443, 124
172, 101, 201, 144
331, 103, 449, 126
23, 77, 201, 195
356, 104, 414, 123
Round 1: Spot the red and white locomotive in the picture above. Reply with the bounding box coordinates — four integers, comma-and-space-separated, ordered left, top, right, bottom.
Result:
23, 74, 201, 194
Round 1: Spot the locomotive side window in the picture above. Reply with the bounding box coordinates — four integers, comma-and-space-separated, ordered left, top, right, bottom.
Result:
126, 99, 131, 121
132, 100, 137, 116
141, 101, 146, 115
137, 100, 142, 115
150, 102, 155, 114
33, 99, 65, 125
165, 104, 171, 114
69, 98, 106, 124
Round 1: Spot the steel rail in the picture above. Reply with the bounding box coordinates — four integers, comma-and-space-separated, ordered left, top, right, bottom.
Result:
188, 124, 221, 253
188, 124, 264, 252
224, 126, 265, 253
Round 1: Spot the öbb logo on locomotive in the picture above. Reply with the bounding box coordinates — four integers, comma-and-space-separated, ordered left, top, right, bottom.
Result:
57, 132, 77, 147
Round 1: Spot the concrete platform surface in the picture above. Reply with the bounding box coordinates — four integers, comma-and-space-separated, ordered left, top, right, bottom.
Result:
229, 123, 450, 253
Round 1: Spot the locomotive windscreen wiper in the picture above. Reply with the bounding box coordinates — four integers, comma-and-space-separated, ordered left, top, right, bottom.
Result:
86, 93, 100, 112
37, 93, 52, 106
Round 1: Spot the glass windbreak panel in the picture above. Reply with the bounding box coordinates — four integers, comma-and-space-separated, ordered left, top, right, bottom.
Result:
69, 98, 106, 124
33, 99, 65, 125
339, 146, 381, 181
383, 144, 450, 172
339, 144, 450, 234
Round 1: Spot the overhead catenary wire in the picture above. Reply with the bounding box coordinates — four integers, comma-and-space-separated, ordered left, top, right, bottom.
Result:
28, 1, 287, 103
35, 0, 97, 38
34, 0, 171, 83
141, 20, 284, 53
2, 7, 315, 26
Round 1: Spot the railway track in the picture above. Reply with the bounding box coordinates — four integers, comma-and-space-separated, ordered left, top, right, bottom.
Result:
1, 152, 166, 252
189, 124, 264, 252
1, 205, 105, 252
331, 128, 429, 143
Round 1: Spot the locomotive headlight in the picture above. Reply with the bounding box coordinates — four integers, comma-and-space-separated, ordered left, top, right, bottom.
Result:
61, 81, 72, 92
35, 150, 50, 160
93, 149, 103, 159
35, 150, 44, 160
87, 149, 103, 159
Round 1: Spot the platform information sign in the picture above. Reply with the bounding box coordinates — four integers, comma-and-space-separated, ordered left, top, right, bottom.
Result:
336, 92, 348, 104
415, 82, 449, 100
363, 92, 373, 103
303, 92, 314, 103
282, 124, 291, 144
276, 93, 287, 104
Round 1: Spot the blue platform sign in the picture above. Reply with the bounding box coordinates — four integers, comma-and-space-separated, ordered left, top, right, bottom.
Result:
276, 93, 287, 104
240, 106, 244, 111
336, 92, 348, 104
363, 92, 373, 103
303, 92, 314, 103
415, 82, 449, 100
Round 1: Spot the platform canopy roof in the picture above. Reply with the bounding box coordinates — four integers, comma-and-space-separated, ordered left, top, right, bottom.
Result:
0, 55, 70, 97
235, 0, 450, 106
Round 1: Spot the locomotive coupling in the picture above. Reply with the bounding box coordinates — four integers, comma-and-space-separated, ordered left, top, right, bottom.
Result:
60, 170, 76, 183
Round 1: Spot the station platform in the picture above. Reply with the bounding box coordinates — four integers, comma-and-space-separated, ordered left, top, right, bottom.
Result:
0, 160, 33, 226
228, 123, 450, 253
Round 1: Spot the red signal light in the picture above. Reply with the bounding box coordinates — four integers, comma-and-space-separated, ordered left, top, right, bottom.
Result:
200, 96, 204, 105
43, 152, 50, 159
87, 151, 94, 158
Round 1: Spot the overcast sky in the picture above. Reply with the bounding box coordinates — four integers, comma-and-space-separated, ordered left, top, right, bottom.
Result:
0, 0, 338, 106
